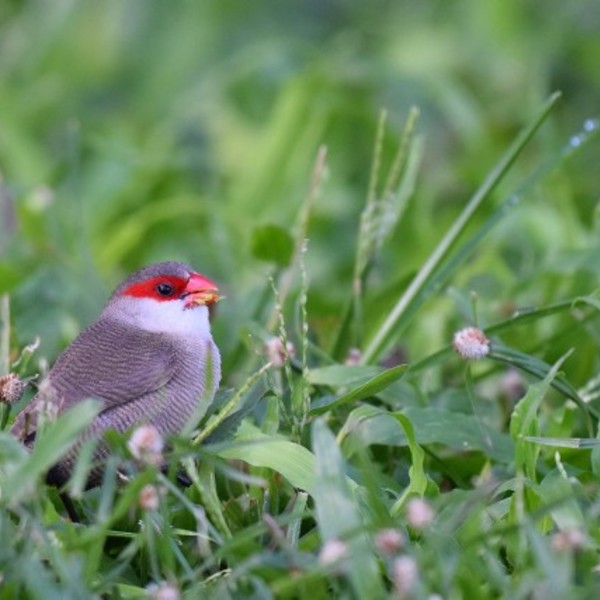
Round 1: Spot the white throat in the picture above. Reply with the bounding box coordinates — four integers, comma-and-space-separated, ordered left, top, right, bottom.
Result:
103, 297, 212, 338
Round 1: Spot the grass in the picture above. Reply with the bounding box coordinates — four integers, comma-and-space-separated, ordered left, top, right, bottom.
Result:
2, 1, 600, 598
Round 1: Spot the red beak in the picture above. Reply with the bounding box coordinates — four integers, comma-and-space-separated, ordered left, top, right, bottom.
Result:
182, 273, 220, 308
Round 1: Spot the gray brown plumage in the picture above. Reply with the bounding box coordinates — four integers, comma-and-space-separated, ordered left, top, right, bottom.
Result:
11, 261, 221, 487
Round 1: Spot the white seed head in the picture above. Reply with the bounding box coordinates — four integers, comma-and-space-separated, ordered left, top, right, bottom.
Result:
146, 581, 180, 600
452, 327, 490, 360
344, 347, 362, 366
0, 373, 25, 405
128, 424, 164, 466
265, 337, 295, 368
318, 538, 348, 566
374, 528, 405, 555
392, 556, 418, 598
551, 529, 586, 552
500, 368, 526, 400
406, 498, 435, 530
139, 484, 161, 511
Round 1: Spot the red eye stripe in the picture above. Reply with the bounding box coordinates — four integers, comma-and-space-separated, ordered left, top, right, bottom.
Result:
121, 275, 187, 301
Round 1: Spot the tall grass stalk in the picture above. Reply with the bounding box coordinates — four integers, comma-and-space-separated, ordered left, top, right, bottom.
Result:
362, 92, 562, 364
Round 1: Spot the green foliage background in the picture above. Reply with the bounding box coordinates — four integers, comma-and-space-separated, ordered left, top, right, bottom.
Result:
1, 1, 600, 598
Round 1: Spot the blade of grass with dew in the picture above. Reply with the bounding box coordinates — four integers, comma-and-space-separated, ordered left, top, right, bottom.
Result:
361, 91, 562, 364
390, 117, 600, 342
311, 418, 385, 598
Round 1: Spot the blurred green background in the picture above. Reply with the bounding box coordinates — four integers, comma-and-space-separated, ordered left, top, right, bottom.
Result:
1, 0, 599, 378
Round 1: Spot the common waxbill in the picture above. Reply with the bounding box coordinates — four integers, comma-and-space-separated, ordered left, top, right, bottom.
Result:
11, 261, 221, 487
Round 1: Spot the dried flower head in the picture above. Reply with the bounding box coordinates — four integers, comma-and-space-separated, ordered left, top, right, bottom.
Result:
128, 424, 164, 467
139, 484, 161, 511
146, 581, 180, 600
406, 498, 435, 530
318, 538, 348, 566
374, 528, 405, 555
0, 373, 25, 405
265, 337, 295, 368
551, 529, 586, 552
452, 327, 490, 360
344, 347, 362, 366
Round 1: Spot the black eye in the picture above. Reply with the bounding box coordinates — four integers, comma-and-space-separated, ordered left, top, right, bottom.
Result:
156, 282, 174, 297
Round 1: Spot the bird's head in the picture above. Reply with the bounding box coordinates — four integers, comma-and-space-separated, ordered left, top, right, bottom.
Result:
104, 261, 220, 335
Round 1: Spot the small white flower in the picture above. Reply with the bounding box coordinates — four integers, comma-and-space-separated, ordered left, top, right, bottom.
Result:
139, 484, 161, 511
265, 337, 295, 368
146, 581, 180, 600
392, 556, 418, 598
406, 498, 435, 530
500, 368, 525, 400
452, 327, 490, 360
551, 529, 586, 552
318, 538, 348, 566
128, 424, 164, 467
344, 347, 362, 366
374, 528, 405, 555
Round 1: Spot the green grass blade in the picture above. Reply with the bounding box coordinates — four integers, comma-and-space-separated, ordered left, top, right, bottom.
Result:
310, 364, 407, 414
362, 91, 562, 364
311, 418, 385, 598
390, 412, 427, 515
2, 399, 100, 504
510, 352, 570, 481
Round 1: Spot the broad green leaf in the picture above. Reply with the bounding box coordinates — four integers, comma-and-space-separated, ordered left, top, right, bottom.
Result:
338, 404, 513, 463
310, 364, 408, 414
538, 471, 585, 530
312, 419, 385, 599
216, 421, 323, 496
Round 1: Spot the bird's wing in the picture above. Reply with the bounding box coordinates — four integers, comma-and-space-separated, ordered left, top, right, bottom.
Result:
11, 318, 177, 440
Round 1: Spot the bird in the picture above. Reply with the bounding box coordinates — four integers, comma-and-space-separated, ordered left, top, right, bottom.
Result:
11, 261, 221, 488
